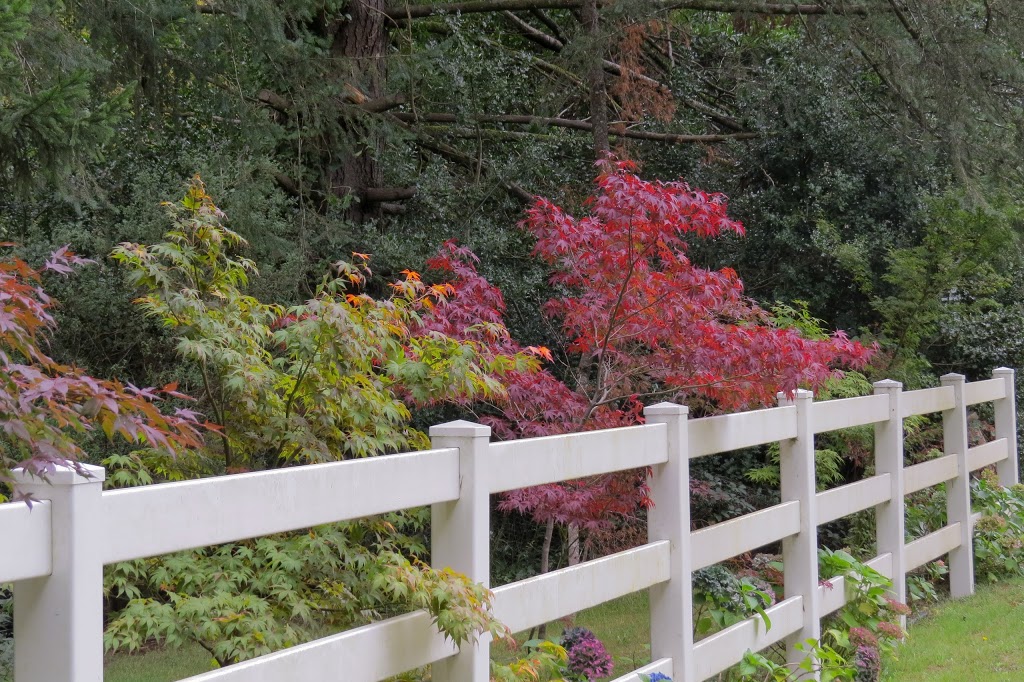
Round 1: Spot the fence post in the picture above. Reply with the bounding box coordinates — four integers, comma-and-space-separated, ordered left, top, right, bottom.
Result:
941, 373, 974, 598
993, 367, 1019, 487
777, 389, 820, 676
430, 420, 492, 682
12, 464, 105, 682
644, 403, 694, 682
872, 379, 907, 623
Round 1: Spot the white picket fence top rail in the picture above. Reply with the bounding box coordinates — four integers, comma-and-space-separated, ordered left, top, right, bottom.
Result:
1, 369, 1019, 682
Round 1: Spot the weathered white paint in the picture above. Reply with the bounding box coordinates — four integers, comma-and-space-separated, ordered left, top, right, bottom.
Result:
993, 368, 1019, 486
4, 372, 1020, 682
901, 386, 955, 418
693, 596, 804, 681
967, 438, 1009, 472
179, 610, 456, 682
905, 523, 962, 572
608, 658, 673, 682
873, 379, 907, 622
811, 394, 890, 434
645, 403, 696, 682
492, 541, 670, 633
688, 406, 797, 458
778, 390, 820, 676
818, 553, 893, 616
102, 448, 460, 564
903, 454, 959, 495
0, 500, 51, 583
430, 421, 491, 682
963, 377, 1006, 406
12, 465, 105, 682
487, 424, 667, 493
942, 374, 974, 597
815, 474, 891, 526
691, 501, 801, 571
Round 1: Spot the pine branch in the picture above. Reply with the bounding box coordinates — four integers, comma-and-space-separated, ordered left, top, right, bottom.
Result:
398, 122, 535, 202
498, 12, 745, 131
387, 0, 878, 21
394, 112, 759, 143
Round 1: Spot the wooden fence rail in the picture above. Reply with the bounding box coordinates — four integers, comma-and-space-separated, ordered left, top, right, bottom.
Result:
1, 369, 1018, 682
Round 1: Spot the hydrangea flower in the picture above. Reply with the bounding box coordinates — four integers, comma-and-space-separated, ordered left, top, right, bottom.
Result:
853, 643, 881, 682
883, 597, 912, 616
561, 627, 614, 680
877, 621, 905, 641
849, 626, 879, 649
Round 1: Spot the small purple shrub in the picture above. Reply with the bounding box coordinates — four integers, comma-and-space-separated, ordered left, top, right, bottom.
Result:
561, 627, 613, 680
853, 643, 881, 682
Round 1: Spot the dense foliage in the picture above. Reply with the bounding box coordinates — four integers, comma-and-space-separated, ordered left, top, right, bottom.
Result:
4, 0, 1024, 679
0, 246, 202, 495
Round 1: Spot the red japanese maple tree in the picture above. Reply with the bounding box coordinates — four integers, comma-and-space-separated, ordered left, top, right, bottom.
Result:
424, 159, 874, 566
0, 246, 204, 497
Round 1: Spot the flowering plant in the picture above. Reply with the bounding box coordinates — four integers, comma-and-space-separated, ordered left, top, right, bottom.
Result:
561, 628, 614, 680
492, 629, 614, 682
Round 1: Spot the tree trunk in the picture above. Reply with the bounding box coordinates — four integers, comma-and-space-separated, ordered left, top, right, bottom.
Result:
581, 0, 609, 159
567, 523, 581, 565
540, 517, 555, 574
535, 517, 556, 639
332, 0, 388, 222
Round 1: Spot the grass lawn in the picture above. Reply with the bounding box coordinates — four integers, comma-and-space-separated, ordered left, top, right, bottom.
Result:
491, 590, 651, 680
105, 642, 213, 682
884, 578, 1024, 681
105, 591, 652, 682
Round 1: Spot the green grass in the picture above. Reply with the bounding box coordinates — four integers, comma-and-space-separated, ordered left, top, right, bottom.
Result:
105, 592, 652, 682
105, 642, 213, 682
884, 578, 1024, 681
492, 590, 651, 680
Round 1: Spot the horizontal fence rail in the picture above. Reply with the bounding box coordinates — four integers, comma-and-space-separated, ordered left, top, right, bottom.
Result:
811, 394, 890, 434
1, 368, 1019, 682
816, 474, 892, 525
487, 423, 666, 493
0, 501, 51, 583
901, 386, 956, 417
492, 541, 671, 632
691, 502, 801, 571
688, 405, 797, 457
102, 448, 462, 564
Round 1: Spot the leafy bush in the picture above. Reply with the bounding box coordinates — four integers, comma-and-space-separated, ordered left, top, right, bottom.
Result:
490, 639, 568, 682
971, 472, 1024, 582
737, 550, 908, 682
102, 179, 537, 665
0, 588, 11, 680
0, 246, 202, 494
692, 565, 775, 636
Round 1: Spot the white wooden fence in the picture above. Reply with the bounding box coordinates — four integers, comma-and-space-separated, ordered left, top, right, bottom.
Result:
1, 369, 1018, 682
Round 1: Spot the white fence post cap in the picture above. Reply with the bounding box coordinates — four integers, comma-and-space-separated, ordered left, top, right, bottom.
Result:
644, 402, 688, 416
429, 420, 491, 438
777, 388, 813, 402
